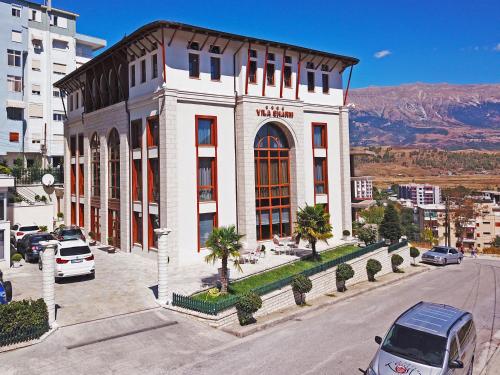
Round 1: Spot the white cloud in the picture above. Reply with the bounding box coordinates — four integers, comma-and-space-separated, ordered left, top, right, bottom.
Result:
494, 43, 500, 51
374, 50, 391, 59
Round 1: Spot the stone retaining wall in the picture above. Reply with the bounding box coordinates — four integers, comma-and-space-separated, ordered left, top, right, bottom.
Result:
168, 245, 417, 327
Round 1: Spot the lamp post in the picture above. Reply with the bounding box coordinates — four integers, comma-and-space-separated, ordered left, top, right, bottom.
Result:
40, 240, 58, 327
155, 227, 172, 305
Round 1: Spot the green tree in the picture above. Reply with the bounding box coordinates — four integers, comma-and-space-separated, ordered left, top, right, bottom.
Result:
359, 206, 385, 225
358, 226, 377, 246
400, 208, 419, 241
295, 204, 333, 260
379, 204, 402, 244
493, 236, 500, 247
204, 225, 244, 294
421, 227, 435, 245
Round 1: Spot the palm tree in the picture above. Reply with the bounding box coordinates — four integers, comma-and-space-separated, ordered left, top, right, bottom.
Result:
204, 225, 244, 294
295, 204, 333, 260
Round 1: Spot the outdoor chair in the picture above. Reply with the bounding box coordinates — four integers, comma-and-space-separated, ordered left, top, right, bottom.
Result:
273, 235, 287, 255
253, 244, 266, 259
287, 233, 301, 255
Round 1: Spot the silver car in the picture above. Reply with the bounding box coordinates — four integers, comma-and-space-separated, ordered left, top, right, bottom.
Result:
422, 246, 463, 266
361, 301, 476, 375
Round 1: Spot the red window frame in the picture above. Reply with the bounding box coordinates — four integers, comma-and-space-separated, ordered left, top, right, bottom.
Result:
79, 203, 84, 227
195, 115, 217, 146
90, 206, 100, 241
314, 158, 328, 195
78, 163, 84, 197
70, 135, 76, 157
108, 129, 120, 199
131, 119, 142, 149
71, 202, 76, 225
312, 123, 327, 149
146, 116, 159, 148
70, 164, 76, 195
197, 158, 216, 202
148, 158, 159, 204
90, 133, 100, 197
132, 159, 142, 202
133, 211, 143, 246
108, 209, 120, 248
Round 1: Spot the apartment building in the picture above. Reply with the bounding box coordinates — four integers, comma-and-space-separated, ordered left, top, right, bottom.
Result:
1, 0, 105, 167
351, 176, 373, 200
54, 21, 358, 266
399, 183, 441, 206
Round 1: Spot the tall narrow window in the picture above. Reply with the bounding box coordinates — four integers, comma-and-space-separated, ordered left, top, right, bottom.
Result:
78, 134, 84, 156
90, 207, 101, 241
140, 59, 146, 83
71, 203, 76, 224
199, 213, 215, 248
131, 119, 142, 149
132, 159, 142, 201
284, 56, 292, 88
189, 53, 200, 78
196, 117, 216, 146
108, 129, 120, 199
90, 133, 100, 197
322, 73, 329, 94
7, 49, 21, 67
198, 158, 215, 201
78, 163, 84, 196
307, 71, 315, 92
79, 203, 84, 227
70, 165, 76, 195
249, 61, 257, 83
210, 57, 221, 81
133, 212, 143, 246
148, 159, 159, 203
149, 214, 159, 249
70, 136, 76, 157
266, 53, 275, 85
108, 209, 120, 248
312, 124, 326, 148
151, 54, 158, 79
314, 158, 327, 194
130, 65, 136, 87
147, 116, 159, 147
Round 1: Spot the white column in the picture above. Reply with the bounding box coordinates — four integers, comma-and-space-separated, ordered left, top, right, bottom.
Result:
155, 227, 172, 305
40, 240, 58, 327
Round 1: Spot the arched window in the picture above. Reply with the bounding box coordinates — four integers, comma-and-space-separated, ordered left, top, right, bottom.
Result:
254, 123, 291, 240
90, 133, 100, 197
108, 129, 120, 199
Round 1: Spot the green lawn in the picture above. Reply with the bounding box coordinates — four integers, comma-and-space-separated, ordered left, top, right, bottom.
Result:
193, 244, 358, 302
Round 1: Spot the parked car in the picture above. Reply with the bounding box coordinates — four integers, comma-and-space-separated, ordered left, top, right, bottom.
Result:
361, 301, 476, 375
10, 224, 40, 244
0, 270, 12, 305
53, 226, 86, 242
39, 239, 95, 280
422, 246, 463, 265
17, 233, 55, 263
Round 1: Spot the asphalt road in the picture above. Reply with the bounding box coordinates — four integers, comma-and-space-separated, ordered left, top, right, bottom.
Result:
1, 257, 498, 375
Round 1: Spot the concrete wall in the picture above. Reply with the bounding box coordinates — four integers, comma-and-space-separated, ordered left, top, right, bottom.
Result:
171, 245, 416, 327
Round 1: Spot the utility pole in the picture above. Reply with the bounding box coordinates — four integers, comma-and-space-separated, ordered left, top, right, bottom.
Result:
444, 195, 451, 247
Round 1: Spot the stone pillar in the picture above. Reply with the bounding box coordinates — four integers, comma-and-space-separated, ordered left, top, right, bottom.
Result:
338, 107, 353, 234
155, 227, 172, 305
40, 240, 58, 327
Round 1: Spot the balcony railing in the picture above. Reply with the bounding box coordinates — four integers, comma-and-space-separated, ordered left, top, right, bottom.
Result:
12, 167, 64, 185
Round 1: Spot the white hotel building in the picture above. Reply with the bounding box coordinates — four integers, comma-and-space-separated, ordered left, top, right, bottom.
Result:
55, 21, 359, 266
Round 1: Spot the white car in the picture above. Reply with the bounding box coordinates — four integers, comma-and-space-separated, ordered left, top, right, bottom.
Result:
11, 224, 40, 244
39, 240, 95, 280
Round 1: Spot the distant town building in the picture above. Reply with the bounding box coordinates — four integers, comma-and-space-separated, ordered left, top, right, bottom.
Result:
399, 184, 441, 206
352, 176, 373, 200
0, 0, 105, 167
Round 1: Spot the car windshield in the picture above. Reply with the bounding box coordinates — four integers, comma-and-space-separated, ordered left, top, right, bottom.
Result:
20, 226, 39, 231
431, 247, 448, 254
62, 229, 82, 237
30, 234, 54, 244
60, 246, 91, 257
381, 324, 446, 367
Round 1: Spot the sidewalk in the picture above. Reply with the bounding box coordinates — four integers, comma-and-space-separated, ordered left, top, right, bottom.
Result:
222, 264, 432, 337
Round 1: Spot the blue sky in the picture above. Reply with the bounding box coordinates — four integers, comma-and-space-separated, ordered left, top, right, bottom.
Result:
60, 0, 499, 88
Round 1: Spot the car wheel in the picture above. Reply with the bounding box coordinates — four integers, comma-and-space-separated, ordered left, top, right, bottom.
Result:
443, 259, 447, 266
457, 257, 462, 264
38, 261, 42, 271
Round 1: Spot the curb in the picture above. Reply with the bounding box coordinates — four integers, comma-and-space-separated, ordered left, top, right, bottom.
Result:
221, 266, 431, 338
0, 324, 59, 354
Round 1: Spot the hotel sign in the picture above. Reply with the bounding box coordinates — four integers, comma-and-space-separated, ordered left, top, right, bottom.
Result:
256, 106, 294, 119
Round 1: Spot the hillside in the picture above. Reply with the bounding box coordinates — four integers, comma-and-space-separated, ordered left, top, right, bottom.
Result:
348, 83, 500, 150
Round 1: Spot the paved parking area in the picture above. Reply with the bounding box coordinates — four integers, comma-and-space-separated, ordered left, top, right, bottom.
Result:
3, 246, 159, 326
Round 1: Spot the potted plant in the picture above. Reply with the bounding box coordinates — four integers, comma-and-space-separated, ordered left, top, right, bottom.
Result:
410, 246, 420, 266
336, 263, 354, 292
107, 237, 116, 253
391, 253, 404, 272
34, 194, 40, 202
88, 232, 97, 246
342, 230, 351, 241
11, 253, 23, 268
39, 225, 48, 232
57, 212, 64, 220
235, 292, 262, 326
291, 274, 312, 306
366, 259, 382, 282
40, 196, 47, 203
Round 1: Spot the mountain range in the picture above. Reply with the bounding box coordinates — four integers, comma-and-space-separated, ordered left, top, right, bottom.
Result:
348, 83, 500, 150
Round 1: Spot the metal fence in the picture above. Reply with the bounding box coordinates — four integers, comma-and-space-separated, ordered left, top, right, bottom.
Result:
388, 239, 408, 253
0, 323, 49, 348
172, 241, 386, 315
12, 167, 64, 185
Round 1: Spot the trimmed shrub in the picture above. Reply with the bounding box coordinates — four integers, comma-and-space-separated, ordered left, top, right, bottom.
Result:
0, 299, 49, 347
366, 259, 382, 282
39, 225, 48, 232
410, 247, 420, 265
11, 253, 22, 262
291, 274, 313, 305
391, 254, 404, 272
235, 292, 262, 326
336, 263, 354, 292
57, 212, 64, 219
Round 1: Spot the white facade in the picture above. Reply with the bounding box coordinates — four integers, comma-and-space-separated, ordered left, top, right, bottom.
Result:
399, 183, 441, 206
56, 21, 358, 266
352, 176, 373, 200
